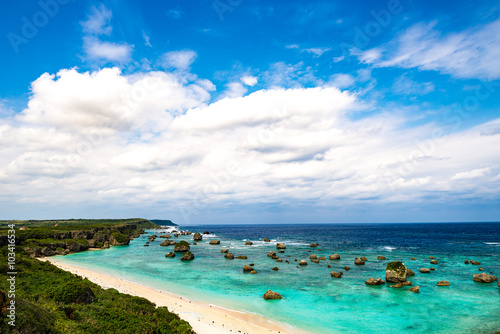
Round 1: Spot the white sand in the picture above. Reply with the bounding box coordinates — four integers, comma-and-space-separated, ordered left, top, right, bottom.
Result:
40, 257, 306, 334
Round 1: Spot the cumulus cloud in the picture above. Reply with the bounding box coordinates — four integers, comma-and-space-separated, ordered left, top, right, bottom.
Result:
81, 5, 133, 63
241, 75, 258, 86
83, 38, 133, 62
1, 67, 500, 221
81, 4, 112, 36
162, 50, 198, 70
359, 19, 500, 80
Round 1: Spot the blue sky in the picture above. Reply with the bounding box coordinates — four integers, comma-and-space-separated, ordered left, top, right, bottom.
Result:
0, 0, 499, 224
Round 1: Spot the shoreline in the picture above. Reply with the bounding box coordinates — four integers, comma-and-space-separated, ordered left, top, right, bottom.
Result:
41, 257, 307, 334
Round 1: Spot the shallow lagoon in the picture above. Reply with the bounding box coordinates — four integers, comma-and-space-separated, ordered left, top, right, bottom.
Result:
54, 223, 500, 333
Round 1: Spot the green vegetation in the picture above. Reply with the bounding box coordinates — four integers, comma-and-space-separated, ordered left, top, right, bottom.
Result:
149, 220, 177, 226
386, 261, 406, 276
0, 218, 194, 334
0, 218, 155, 229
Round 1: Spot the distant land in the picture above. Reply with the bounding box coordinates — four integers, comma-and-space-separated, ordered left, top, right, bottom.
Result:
149, 219, 177, 226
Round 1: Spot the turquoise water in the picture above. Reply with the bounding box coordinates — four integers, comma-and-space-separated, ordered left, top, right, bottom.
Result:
53, 223, 500, 333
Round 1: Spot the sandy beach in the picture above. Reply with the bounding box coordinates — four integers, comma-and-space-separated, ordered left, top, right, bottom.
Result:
40, 257, 305, 334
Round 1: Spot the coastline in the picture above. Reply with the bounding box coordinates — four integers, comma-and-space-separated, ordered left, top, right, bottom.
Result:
40, 257, 307, 334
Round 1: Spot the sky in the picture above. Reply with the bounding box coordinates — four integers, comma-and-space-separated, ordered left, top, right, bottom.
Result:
0, 0, 500, 224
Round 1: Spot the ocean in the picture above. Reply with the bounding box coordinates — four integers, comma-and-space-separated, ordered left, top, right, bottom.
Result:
53, 223, 500, 333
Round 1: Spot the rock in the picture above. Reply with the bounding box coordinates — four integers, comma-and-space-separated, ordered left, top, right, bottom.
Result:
411, 257, 417, 260
224, 253, 234, 259
181, 252, 194, 261
278, 250, 285, 253
331, 271, 343, 278
264, 238, 270, 242
430, 260, 438, 264
479, 268, 484, 271
360, 257, 368, 261
245, 241, 253, 245
354, 258, 365, 265
385, 261, 407, 283
310, 254, 317, 259
209, 240, 220, 245
243, 265, 254, 272
365, 278, 385, 285
276, 243, 286, 249
429, 256, 434, 259
249, 263, 254, 266
165, 252, 175, 258
327, 265, 331, 268
221, 249, 229, 253
473, 273, 497, 283
406, 269, 415, 276
299, 260, 308, 266
272, 267, 279, 271
236, 255, 248, 260
271, 255, 278, 259
263, 290, 282, 300
267, 251, 276, 257
74, 288, 96, 304
420, 268, 431, 273
409, 286, 420, 293
276, 259, 282, 263
329, 254, 340, 260
159, 234, 171, 238
437, 281, 450, 286
401, 281, 413, 286
160, 240, 170, 246
186, 231, 192, 235
344, 266, 350, 271
203, 231, 210, 234
41, 247, 55, 256
390, 283, 403, 288
174, 241, 190, 252
464, 260, 469, 264
251, 270, 258, 274
430, 267, 436, 271
317, 256, 326, 260
193, 233, 202, 241
377, 256, 386, 260
144, 244, 149, 247
312, 259, 319, 264
470, 260, 480, 265
310, 243, 318, 247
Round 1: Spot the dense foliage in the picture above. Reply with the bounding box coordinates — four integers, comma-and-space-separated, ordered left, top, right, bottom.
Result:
0, 247, 194, 334
0, 219, 194, 333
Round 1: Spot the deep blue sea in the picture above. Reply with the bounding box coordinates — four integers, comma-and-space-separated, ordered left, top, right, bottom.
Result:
54, 223, 500, 333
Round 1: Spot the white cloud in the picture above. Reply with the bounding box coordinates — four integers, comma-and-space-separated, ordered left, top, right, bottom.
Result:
142, 31, 152, 47
1, 67, 500, 219
452, 168, 491, 180
83, 37, 133, 62
81, 4, 113, 36
392, 75, 435, 95
220, 82, 248, 99
241, 76, 258, 86
162, 50, 197, 70
361, 19, 500, 80
303, 47, 332, 57
285, 44, 299, 49
81, 5, 133, 63
328, 73, 355, 89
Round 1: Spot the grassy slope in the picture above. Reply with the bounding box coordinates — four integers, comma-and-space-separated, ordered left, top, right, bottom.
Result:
0, 219, 194, 334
